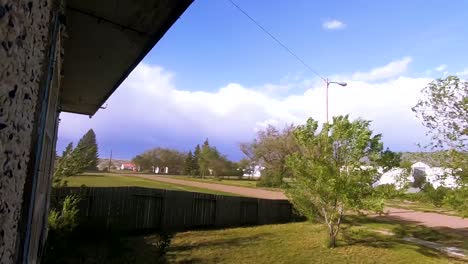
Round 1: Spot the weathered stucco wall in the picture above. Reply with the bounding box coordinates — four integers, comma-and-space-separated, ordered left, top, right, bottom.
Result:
0, 0, 52, 262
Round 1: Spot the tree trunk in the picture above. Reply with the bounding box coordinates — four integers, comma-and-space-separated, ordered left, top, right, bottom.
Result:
329, 229, 337, 248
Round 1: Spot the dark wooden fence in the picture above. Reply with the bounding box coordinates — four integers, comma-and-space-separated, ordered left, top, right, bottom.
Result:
51, 187, 293, 232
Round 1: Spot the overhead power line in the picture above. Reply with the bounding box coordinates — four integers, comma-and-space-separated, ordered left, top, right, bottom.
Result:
227, 0, 326, 82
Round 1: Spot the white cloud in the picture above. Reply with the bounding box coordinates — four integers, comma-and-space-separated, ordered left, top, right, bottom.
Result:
435, 64, 447, 72
58, 59, 432, 160
351, 57, 412, 81
322, 19, 346, 30
456, 67, 468, 78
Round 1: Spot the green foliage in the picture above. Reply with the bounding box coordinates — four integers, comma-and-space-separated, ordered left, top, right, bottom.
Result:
54, 142, 77, 179
422, 185, 449, 208
412, 76, 467, 151
378, 148, 401, 172
44, 195, 80, 263
183, 150, 194, 175
412, 76, 468, 215
72, 129, 99, 171
443, 187, 468, 217
132, 147, 186, 174
399, 159, 413, 169
240, 124, 298, 187
192, 144, 201, 176
54, 129, 100, 178
257, 169, 284, 187
196, 139, 237, 178
48, 195, 80, 231
374, 184, 404, 199
286, 115, 384, 248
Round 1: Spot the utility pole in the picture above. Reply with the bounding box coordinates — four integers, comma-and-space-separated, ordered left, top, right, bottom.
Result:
108, 149, 112, 172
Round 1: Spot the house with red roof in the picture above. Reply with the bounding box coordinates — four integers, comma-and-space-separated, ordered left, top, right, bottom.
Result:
120, 163, 137, 171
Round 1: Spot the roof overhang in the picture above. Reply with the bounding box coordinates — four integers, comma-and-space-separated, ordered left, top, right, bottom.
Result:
60, 0, 193, 115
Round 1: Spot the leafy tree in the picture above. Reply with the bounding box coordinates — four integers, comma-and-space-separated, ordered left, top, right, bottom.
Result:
378, 148, 401, 172
183, 151, 194, 175
412, 76, 467, 215
132, 154, 152, 172
399, 160, 413, 170
412, 76, 467, 151
240, 124, 298, 187
286, 116, 384, 248
71, 129, 99, 172
53, 142, 74, 185
198, 139, 212, 177
133, 147, 186, 174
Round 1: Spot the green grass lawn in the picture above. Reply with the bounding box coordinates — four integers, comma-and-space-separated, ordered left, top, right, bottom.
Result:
65, 173, 240, 196
161, 218, 466, 264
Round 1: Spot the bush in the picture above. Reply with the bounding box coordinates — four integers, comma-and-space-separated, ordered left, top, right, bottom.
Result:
422, 185, 450, 208
374, 184, 402, 199
256, 169, 284, 187
43, 195, 80, 263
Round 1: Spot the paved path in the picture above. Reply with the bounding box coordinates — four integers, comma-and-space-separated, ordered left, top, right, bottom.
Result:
129, 174, 468, 234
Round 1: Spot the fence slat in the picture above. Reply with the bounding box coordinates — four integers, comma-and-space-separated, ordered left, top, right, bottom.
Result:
51, 187, 292, 232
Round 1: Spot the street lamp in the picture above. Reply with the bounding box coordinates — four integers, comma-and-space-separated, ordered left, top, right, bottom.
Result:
325, 79, 347, 123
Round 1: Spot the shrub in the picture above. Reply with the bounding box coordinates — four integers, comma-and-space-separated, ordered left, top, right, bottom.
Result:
374, 184, 402, 199
43, 195, 80, 263
256, 169, 284, 187
422, 185, 450, 208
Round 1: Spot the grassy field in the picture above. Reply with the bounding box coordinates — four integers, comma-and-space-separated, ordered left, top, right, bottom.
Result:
163, 218, 466, 264
65, 173, 240, 196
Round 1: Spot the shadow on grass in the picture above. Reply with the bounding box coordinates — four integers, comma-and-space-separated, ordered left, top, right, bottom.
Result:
166, 233, 272, 263
341, 215, 468, 262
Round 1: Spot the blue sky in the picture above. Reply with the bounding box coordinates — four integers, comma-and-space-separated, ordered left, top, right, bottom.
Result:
57, 0, 468, 160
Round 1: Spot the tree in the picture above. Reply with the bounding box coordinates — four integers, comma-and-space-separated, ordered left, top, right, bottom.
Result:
198, 140, 212, 177
183, 151, 194, 175
378, 148, 401, 173
192, 145, 201, 176
133, 147, 186, 174
286, 116, 384, 248
412, 76, 467, 215
53, 142, 74, 185
240, 124, 298, 187
412, 76, 467, 152
71, 129, 99, 172
198, 139, 222, 178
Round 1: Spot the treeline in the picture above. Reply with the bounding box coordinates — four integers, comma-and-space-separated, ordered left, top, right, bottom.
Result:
132, 139, 242, 177
240, 124, 401, 187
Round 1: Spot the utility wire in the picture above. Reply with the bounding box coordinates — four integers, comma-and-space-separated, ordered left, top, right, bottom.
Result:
227, 0, 326, 82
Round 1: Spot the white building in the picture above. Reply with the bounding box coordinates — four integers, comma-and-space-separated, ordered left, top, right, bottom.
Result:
243, 165, 264, 178
374, 161, 458, 190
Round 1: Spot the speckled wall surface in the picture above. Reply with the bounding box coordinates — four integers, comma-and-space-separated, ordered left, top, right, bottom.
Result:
0, 0, 52, 262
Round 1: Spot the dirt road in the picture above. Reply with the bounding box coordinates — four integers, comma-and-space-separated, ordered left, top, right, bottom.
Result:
131, 174, 287, 200
376, 207, 468, 235
130, 174, 468, 234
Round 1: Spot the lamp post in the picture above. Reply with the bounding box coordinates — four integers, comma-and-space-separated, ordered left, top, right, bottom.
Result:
325, 79, 347, 123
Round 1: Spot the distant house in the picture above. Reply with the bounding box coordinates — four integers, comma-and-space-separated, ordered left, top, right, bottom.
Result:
121, 163, 137, 171
374, 161, 458, 190
410, 162, 457, 189
153, 166, 169, 174
243, 165, 263, 178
